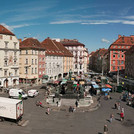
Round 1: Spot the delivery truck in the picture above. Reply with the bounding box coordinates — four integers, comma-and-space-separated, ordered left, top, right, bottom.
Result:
0, 97, 23, 121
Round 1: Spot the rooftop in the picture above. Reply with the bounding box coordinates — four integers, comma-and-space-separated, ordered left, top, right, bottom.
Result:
0, 25, 15, 36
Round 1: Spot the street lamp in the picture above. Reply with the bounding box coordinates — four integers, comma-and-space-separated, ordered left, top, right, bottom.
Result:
117, 67, 119, 86
25, 65, 31, 92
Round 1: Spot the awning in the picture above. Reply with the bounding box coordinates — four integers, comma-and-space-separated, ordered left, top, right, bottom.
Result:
105, 84, 112, 88
102, 88, 111, 92
93, 84, 100, 89
42, 75, 49, 78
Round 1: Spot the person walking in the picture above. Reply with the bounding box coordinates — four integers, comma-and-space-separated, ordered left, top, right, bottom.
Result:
104, 124, 108, 134
110, 114, 114, 123
75, 100, 78, 108
120, 111, 124, 122
47, 107, 50, 115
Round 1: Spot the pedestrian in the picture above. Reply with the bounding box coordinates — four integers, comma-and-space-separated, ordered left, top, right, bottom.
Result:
121, 107, 124, 113
104, 124, 108, 134
56, 101, 59, 107
114, 102, 117, 109
120, 111, 124, 122
46, 107, 50, 115
110, 114, 114, 123
118, 102, 121, 110
75, 100, 78, 108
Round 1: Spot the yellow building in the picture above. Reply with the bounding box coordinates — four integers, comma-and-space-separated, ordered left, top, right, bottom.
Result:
19, 38, 45, 84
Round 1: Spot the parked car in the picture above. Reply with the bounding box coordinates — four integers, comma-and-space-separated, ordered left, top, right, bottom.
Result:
9, 89, 28, 99
28, 89, 39, 97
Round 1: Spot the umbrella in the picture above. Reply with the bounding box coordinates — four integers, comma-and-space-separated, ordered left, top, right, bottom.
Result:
102, 88, 111, 92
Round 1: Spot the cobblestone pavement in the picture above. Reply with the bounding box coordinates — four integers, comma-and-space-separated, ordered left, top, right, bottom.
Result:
0, 85, 134, 134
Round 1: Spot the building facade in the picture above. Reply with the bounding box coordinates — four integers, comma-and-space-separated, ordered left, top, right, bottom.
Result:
60, 39, 86, 75
125, 45, 134, 78
19, 38, 45, 84
0, 25, 19, 88
108, 35, 134, 73
41, 37, 73, 80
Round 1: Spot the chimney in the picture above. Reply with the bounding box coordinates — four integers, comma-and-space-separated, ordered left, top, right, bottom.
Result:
18, 39, 22, 43
118, 35, 121, 38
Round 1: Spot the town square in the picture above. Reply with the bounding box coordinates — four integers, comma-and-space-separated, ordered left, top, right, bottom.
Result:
0, 0, 134, 134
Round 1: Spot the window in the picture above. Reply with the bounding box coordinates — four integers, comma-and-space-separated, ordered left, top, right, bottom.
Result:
32, 59, 34, 65
32, 68, 34, 74
122, 55, 124, 58
121, 46, 124, 48
113, 60, 115, 64
118, 60, 120, 65
14, 52, 17, 56
35, 68, 37, 74
121, 66, 124, 70
118, 46, 120, 48
10, 36, 12, 40
113, 46, 115, 48
80, 65, 82, 69
26, 50, 28, 54
39, 71, 41, 75
42, 58, 45, 61
25, 59, 28, 64
5, 41, 8, 48
35, 59, 37, 65
25, 67, 28, 74
5, 51, 7, 55
15, 70, 17, 75
113, 55, 115, 58
4, 60, 8, 66
75, 64, 77, 69
118, 54, 120, 58
126, 46, 128, 49
4, 70, 7, 76
14, 59, 17, 65
113, 67, 115, 70
14, 42, 17, 48
32, 50, 34, 54
121, 60, 124, 64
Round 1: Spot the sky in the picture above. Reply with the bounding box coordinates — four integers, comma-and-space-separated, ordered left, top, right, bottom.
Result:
1, 0, 134, 52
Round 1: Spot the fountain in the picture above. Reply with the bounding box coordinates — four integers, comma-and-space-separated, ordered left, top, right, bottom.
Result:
55, 69, 84, 99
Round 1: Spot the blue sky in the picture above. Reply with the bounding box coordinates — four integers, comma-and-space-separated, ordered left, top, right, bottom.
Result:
1, 0, 134, 52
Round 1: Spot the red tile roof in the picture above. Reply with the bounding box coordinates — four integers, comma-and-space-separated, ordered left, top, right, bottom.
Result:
60, 39, 85, 47
41, 37, 73, 57
20, 38, 45, 50
0, 25, 15, 36
109, 35, 134, 50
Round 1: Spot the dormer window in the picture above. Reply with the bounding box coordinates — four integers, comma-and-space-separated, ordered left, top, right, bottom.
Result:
10, 36, 12, 40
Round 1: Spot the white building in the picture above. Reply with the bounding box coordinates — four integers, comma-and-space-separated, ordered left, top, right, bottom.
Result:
61, 39, 88, 75
41, 37, 64, 80
0, 25, 19, 87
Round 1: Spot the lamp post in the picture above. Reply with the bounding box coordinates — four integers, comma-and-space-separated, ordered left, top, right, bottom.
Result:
25, 65, 31, 93
117, 67, 119, 86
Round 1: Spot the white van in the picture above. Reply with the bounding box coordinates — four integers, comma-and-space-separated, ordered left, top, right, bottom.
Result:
9, 89, 28, 99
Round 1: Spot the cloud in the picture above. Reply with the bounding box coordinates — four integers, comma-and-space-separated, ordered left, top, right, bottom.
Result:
123, 16, 134, 20
50, 20, 82, 24
0, 23, 38, 31
81, 22, 108, 25
101, 38, 110, 43
122, 20, 134, 25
